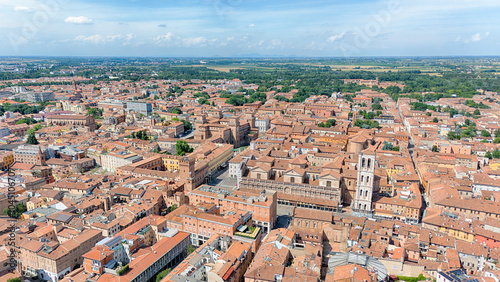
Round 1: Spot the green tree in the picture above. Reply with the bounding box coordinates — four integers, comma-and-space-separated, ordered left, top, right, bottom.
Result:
87, 108, 103, 119
3, 203, 27, 219
494, 148, 500, 159
432, 117, 438, 123
134, 130, 150, 140
274, 95, 289, 102
447, 131, 461, 140
170, 204, 178, 212
117, 265, 129, 276
353, 119, 379, 129
392, 146, 400, 152
16, 117, 38, 125
382, 142, 393, 151
181, 120, 193, 131
481, 130, 491, 137
325, 119, 336, 127
27, 124, 42, 135
198, 98, 210, 105
371, 103, 382, 111
187, 245, 196, 255
495, 129, 500, 137
485, 151, 493, 159
156, 268, 171, 282
474, 109, 481, 115
27, 132, 39, 145
176, 140, 193, 156
172, 118, 192, 131
432, 145, 439, 152
171, 107, 182, 114
493, 137, 500, 144
397, 274, 426, 282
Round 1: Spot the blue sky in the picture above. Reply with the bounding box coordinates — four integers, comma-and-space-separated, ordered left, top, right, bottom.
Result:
1, 0, 499, 56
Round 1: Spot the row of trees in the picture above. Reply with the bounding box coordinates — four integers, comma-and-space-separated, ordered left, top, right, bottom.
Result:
353, 119, 380, 129
0, 103, 45, 116
129, 130, 151, 140
318, 119, 336, 128
221, 91, 267, 106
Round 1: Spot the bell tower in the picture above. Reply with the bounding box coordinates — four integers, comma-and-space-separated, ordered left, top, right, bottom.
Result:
179, 156, 195, 191
229, 116, 240, 148
353, 150, 375, 215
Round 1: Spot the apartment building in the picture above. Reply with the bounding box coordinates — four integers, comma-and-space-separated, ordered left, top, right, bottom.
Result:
0, 150, 14, 170
255, 115, 270, 133
82, 231, 190, 282
14, 145, 46, 165
97, 99, 127, 109
19, 91, 55, 102
19, 228, 102, 282
126, 101, 152, 116
164, 234, 252, 282
189, 185, 277, 232
101, 150, 143, 172
166, 121, 185, 137
164, 204, 257, 247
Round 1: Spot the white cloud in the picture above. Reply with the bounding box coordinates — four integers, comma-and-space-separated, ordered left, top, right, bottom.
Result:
271, 39, 282, 46
14, 6, 35, 13
182, 37, 206, 47
65, 16, 93, 25
74, 34, 133, 44
327, 32, 346, 43
458, 32, 489, 43
305, 41, 326, 50
155, 32, 174, 42
471, 33, 482, 42
267, 39, 284, 50
248, 24, 255, 27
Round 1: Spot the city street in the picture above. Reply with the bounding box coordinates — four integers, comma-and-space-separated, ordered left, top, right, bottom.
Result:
180, 129, 196, 139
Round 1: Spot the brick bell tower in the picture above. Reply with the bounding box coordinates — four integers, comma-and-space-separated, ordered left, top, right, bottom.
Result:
179, 156, 195, 191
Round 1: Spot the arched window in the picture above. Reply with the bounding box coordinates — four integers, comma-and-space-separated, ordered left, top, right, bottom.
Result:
366, 176, 370, 184
361, 158, 366, 168
365, 190, 368, 198
361, 175, 364, 183
367, 158, 371, 169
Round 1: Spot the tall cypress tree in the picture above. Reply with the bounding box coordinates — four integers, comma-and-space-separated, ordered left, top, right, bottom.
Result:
27, 132, 39, 145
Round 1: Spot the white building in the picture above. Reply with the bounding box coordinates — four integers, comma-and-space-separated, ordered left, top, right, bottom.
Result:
255, 116, 270, 133
101, 150, 143, 172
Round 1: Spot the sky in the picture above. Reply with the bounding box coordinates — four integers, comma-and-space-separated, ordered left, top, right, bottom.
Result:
1, 0, 499, 57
